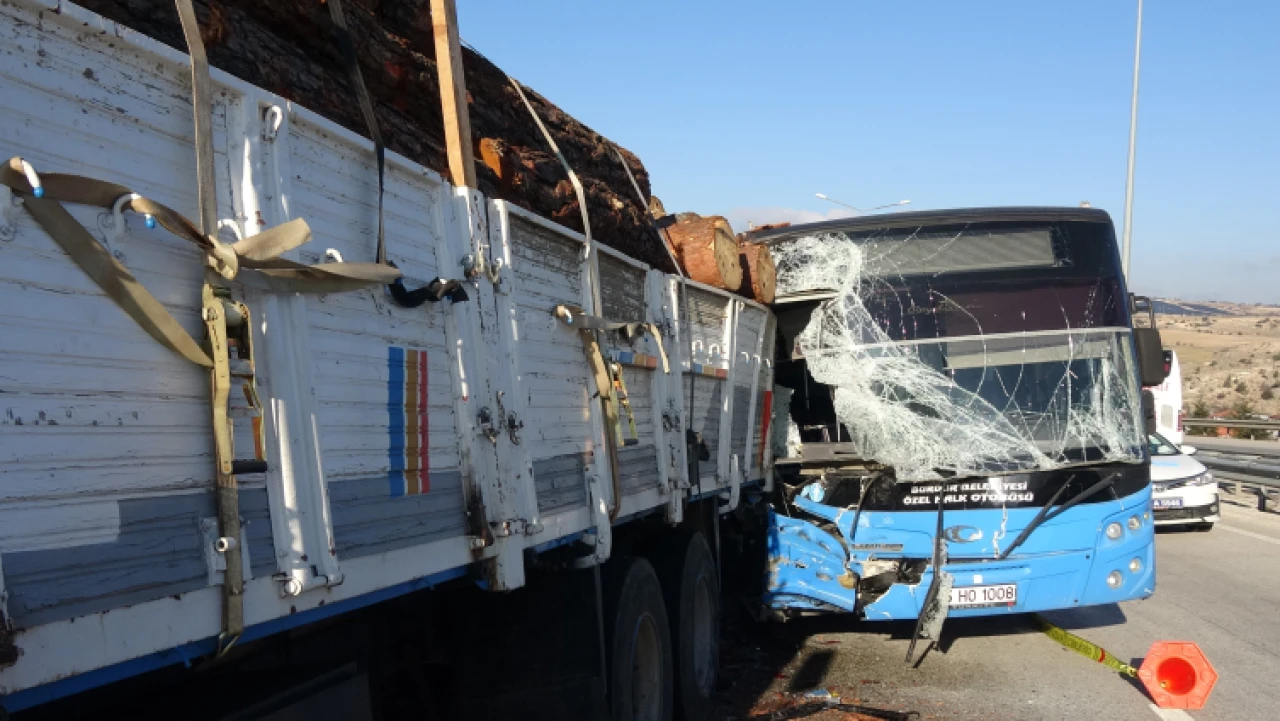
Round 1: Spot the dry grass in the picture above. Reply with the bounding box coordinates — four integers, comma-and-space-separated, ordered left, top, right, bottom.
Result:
1158, 303, 1280, 416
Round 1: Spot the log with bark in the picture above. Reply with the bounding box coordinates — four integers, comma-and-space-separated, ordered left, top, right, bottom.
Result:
661, 215, 743, 291
738, 242, 777, 305
76, 0, 675, 271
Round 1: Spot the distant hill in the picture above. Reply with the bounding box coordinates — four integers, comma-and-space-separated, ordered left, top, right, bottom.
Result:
1152, 300, 1231, 317
1155, 302, 1280, 417
1149, 299, 1280, 318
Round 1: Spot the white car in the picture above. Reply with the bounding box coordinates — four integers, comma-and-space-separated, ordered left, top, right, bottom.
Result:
1149, 432, 1219, 530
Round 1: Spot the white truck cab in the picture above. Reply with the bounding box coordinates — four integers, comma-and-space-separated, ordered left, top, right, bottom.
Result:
1146, 350, 1183, 444
1146, 350, 1182, 445
1149, 432, 1219, 530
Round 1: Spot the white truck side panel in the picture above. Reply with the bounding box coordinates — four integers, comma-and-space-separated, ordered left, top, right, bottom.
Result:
0, 0, 777, 703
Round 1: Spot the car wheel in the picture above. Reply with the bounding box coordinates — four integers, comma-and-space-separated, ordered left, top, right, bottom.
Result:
605, 556, 674, 721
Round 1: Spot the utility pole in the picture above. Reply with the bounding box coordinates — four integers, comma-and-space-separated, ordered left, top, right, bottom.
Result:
1121, 0, 1144, 279
814, 194, 911, 214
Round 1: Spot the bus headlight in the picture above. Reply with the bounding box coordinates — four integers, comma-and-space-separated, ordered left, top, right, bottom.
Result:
1127, 515, 1142, 531
1105, 522, 1123, 540
1107, 570, 1124, 588
1129, 557, 1143, 574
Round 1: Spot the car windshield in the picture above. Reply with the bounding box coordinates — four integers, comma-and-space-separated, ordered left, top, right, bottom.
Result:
773, 217, 1146, 481
1148, 433, 1181, 456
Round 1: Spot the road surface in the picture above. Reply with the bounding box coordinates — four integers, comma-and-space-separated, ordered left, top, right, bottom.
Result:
715, 497, 1280, 720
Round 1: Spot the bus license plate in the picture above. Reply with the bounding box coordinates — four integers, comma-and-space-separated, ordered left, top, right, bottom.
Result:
949, 583, 1017, 608
1154, 498, 1183, 509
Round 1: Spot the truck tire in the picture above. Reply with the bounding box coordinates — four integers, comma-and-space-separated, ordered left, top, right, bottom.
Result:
655, 532, 719, 721
605, 557, 674, 721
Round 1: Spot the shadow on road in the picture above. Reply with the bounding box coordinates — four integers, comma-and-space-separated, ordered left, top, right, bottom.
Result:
713, 601, 1135, 719
1038, 603, 1129, 631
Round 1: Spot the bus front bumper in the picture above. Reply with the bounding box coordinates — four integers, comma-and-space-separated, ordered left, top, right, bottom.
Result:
764, 500, 1156, 620
859, 540, 1156, 620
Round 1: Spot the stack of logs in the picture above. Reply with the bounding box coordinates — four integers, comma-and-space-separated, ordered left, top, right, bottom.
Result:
651, 199, 777, 305
74, 0, 777, 304
75, 0, 673, 271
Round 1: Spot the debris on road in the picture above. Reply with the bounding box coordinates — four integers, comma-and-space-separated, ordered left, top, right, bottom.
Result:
743, 689, 920, 720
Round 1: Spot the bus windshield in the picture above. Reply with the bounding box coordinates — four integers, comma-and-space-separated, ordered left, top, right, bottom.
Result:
773, 214, 1146, 481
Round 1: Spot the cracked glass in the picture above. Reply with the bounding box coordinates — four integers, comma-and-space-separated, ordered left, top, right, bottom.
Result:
772, 218, 1145, 482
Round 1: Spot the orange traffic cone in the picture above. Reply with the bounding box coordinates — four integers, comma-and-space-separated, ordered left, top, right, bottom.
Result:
1137, 642, 1218, 710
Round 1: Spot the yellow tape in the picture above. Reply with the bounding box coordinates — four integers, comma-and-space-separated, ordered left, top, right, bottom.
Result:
1034, 615, 1137, 677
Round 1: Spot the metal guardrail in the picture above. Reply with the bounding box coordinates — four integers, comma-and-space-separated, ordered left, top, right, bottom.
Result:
1195, 451, 1280, 512
1182, 417, 1280, 430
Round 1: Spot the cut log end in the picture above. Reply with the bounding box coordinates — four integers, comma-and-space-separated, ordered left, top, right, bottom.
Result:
740, 242, 777, 305
665, 216, 743, 290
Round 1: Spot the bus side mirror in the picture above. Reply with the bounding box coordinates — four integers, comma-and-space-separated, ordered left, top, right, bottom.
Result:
1134, 328, 1169, 387
1142, 389, 1158, 435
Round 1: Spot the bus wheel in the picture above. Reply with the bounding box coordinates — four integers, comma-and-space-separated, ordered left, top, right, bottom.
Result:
606, 556, 674, 721
656, 532, 719, 721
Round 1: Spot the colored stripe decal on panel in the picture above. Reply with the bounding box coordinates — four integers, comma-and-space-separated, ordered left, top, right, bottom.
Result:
405, 348, 420, 495
387, 347, 430, 497
608, 350, 660, 369
417, 349, 430, 493
388, 347, 406, 497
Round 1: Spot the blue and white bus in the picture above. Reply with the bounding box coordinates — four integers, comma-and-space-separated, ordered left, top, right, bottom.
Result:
749, 208, 1166, 639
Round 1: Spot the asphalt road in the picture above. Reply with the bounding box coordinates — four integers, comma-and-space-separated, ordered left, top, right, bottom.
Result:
716, 497, 1280, 720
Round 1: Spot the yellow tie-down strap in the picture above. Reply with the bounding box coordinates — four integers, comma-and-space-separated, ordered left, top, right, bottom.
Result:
610, 362, 639, 447
553, 304, 669, 373
554, 304, 672, 520
1034, 614, 1138, 677
1, 158, 400, 368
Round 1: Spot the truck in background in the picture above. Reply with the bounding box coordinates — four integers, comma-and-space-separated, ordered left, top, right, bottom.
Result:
1150, 350, 1184, 444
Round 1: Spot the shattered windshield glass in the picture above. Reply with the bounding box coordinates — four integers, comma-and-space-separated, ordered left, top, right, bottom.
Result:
772, 218, 1145, 481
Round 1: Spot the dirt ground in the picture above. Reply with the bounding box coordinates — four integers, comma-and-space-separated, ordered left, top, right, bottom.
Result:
1154, 301, 1280, 417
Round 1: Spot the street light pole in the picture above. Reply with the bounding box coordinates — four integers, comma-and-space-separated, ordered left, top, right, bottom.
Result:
814, 194, 911, 214
1121, 0, 1144, 280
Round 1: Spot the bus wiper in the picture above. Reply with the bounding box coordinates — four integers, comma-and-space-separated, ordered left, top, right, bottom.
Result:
995, 472, 1119, 560
906, 473, 954, 665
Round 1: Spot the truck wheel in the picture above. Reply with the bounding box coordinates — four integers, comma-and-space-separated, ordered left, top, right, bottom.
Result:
605, 557, 674, 721
656, 532, 719, 721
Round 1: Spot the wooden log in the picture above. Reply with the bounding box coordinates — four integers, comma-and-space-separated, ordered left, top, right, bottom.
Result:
664, 215, 743, 290
75, 0, 674, 271
647, 195, 667, 220
738, 242, 777, 305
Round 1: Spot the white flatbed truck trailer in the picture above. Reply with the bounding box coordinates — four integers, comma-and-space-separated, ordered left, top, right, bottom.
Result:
0, 2, 778, 718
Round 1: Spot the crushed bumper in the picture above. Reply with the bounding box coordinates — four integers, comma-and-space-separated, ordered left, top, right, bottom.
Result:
764, 488, 1156, 620
858, 540, 1156, 620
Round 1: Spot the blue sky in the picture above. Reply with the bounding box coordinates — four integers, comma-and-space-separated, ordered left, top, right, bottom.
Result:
459, 1, 1279, 304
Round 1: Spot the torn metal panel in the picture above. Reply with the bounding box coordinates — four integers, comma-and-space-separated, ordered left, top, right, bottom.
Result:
771, 219, 1146, 482
763, 461, 1154, 618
